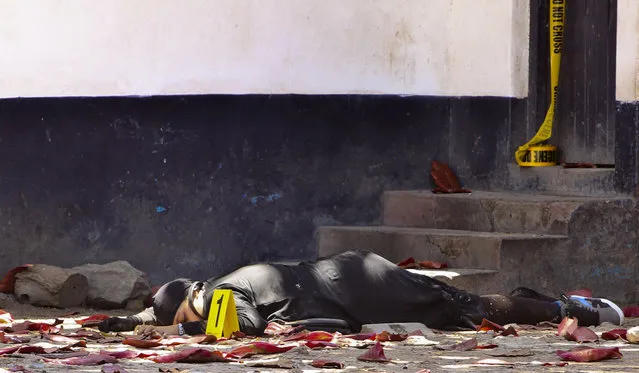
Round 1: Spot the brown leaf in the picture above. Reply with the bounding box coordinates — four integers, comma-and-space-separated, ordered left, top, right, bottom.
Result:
283, 331, 334, 342
311, 359, 345, 369
357, 341, 391, 362
305, 340, 339, 349
225, 342, 296, 359
431, 160, 461, 190
397, 257, 416, 267
499, 326, 519, 337
150, 348, 229, 363
557, 346, 622, 362
418, 261, 448, 269
76, 314, 110, 326
477, 319, 505, 332
45, 353, 118, 366
376, 331, 407, 342
436, 338, 478, 351
122, 337, 163, 348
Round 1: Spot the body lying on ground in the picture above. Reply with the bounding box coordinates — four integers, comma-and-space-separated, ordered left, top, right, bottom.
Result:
98, 250, 624, 336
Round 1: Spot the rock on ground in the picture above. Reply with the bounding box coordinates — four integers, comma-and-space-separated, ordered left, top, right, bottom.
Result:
13, 264, 88, 308
72, 261, 151, 310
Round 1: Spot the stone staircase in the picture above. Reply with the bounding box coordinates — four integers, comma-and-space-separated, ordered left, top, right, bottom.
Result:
317, 189, 636, 300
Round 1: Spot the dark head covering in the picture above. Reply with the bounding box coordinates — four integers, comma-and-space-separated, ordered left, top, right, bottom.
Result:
152, 278, 194, 325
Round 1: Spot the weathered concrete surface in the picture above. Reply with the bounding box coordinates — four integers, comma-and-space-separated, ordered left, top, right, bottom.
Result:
383, 190, 629, 235
318, 226, 567, 271
0, 95, 523, 286
505, 164, 617, 196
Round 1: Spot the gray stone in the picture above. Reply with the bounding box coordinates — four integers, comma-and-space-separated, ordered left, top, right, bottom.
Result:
72, 261, 151, 309
360, 322, 434, 336
14, 264, 88, 308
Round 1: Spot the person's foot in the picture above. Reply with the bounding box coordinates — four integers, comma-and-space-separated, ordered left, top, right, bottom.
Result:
559, 294, 624, 326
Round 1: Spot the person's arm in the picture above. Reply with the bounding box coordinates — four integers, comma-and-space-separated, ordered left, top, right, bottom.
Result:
98, 307, 157, 332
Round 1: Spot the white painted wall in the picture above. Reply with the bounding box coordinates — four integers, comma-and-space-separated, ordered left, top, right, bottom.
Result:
616, 0, 639, 102
0, 0, 529, 98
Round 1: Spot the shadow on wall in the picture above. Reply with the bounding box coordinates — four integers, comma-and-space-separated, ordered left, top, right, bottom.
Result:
0, 94, 520, 285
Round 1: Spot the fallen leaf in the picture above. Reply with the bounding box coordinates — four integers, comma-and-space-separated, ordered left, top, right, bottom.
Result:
62, 329, 105, 340
499, 326, 519, 337
431, 160, 471, 193
283, 331, 334, 342
46, 353, 118, 366
76, 314, 110, 326
376, 331, 408, 342
623, 305, 639, 317
435, 338, 477, 351
477, 319, 505, 332
39, 351, 90, 359
602, 328, 627, 340
57, 311, 79, 317
263, 322, 302, 336
226, 342, 296, 359
245, 357, 294, 369
397, 257, 416, 267
8, 320, 62, 333
557, 346, 622, 362
476, 344, 499, 349
340, 332, 377, 341
311, 359, 345, 369
357, 341, 391, 362
101, 365, 128, 373
0, 265, 32, 293
566, 327, 599, 343
158, 369, 188, 373
122, 337, 163, 348
485, 349, 534, 357
150, 348, 229, 363
43, 334, 86, 345
540, 362, 568, 367
566, 288, 592, 298
305, 340, 339, 349
557, 317, 578, 337
418, 261, 448, 269
0, 331, 30, 344
0, 345, 21, 355
99, 350, 157, 359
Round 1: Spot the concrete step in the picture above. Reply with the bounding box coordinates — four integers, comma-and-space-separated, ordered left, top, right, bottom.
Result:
382, 190, 630, 235
317, 226, 567, 270
506, 164, 616, 197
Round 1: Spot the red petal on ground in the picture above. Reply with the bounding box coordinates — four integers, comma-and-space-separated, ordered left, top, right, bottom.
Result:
418, 261, 448, 269
557, 346, 623, 362
47, 353, 118, 366
0, 265, 32, 293
0, 331, 30, 344
305, 341, 339, 349
477, 319, 505, 332
499, 326, 519, 337
623, 305, 639, 317
431, 160, 462, 190
397, 257, 416, 267
9, 319, 63, 333
63, 329, 105, 340
311, 359, 345, 369
151, 348, 229, 363
541, 362, 568, 367
76, 314, 110, 326
226, 342, 295, 359
283, 331, 334, 342
602, 328, 627, 340
357, 341, 391, 362
43, 334, 86, 344
161, 334, 217, 346
100, 350, 157, 359
436, 338, 478, 351
565, 288, 592, 298
122, 337, 163, 348
557, 317, 578, 337
101, 364, 129, 373
341, 332, 377, 341
566, 327, 599, 343
376, 331, 408, 342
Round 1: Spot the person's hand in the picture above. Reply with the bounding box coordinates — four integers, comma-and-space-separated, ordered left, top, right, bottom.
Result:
135, 324, 177, 337
97, 317, 138, 332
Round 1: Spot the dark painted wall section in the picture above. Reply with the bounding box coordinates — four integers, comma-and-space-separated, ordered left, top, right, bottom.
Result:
615, 102, 639, 195
0, 95, 522, 285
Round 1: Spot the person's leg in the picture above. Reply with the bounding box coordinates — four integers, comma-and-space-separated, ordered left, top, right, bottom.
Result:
480, 295, 562, 325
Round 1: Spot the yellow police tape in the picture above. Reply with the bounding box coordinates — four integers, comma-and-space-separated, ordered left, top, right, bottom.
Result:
515, 0, 565, 166
518, 145, 557, 167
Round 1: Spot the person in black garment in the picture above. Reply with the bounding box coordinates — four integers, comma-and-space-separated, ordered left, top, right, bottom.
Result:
98, 250, 623, 336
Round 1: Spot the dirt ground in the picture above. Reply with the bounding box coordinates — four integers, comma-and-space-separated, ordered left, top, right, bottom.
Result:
2, 292, 639, 373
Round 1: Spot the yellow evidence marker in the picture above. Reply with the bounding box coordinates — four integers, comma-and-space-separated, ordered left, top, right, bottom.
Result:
205, 289, 240, 338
